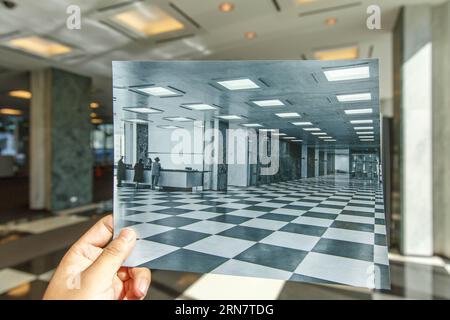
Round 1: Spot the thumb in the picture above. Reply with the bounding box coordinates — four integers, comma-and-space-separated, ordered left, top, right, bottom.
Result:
84, 228, 136, 281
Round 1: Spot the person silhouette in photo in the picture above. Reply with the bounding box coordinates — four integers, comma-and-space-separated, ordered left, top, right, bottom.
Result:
117, 156, 126, 187
133, 159, 145, 189
151, 157, 161, 190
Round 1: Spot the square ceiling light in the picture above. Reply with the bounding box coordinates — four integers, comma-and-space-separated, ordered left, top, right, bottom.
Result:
303, 128, 321, 131
350, 120, 373, 125
182, 104, 217, 111
314, 46, 359, 61
319, 136, 333, 139
354, 126, 374, 130
124, 119, 151, 124
242, 123, 263, 127
272, 133, 287, 136
292, 121, 313, 126
252, 99, 285, 107
124, 107, 163, 114
136, 86, 180, 97
337, 93, 372, 102
217, 79, 260, 90
325, 139, 337, 142
110, 4, 184, 36
275, 112, 301, 118
259, 129, 277, 132
291, 140, 303, 142
356, 131, 374, 135
345, 108, 373, 115
324, 65, 370, 82
283, 137, 296, 140
158, 125, 182, 129
217, 115, 243, 120
7, 36, 72, 58
312, 132, 327, 136
164, 116, 194, 122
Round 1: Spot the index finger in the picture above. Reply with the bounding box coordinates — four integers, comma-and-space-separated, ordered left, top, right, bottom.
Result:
75, 214, 114, 248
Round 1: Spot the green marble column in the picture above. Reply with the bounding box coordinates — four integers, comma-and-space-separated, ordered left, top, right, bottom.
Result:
30, 68, 93, 211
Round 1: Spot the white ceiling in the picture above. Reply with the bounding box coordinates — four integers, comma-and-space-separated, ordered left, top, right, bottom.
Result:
0, 0, 445, 120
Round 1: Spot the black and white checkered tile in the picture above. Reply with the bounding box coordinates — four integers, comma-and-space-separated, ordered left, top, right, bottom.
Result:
115, 176, 390, 289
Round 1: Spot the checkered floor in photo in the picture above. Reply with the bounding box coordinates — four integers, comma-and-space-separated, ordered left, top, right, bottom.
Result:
115, 175, 390, 289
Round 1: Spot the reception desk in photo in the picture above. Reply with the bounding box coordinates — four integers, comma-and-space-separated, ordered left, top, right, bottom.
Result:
122, 167, 206, 190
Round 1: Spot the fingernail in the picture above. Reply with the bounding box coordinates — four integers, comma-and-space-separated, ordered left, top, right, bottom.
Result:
138, 279, 149, 296
120, 228, 136, 242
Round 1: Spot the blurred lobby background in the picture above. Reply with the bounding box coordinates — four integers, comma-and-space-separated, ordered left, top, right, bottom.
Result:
0, 0, 449, 300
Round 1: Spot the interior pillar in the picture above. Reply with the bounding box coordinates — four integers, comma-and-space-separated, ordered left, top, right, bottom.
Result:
30, 68, 92, 211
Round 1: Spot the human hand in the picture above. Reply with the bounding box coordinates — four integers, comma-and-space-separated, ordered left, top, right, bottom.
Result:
43, 214, 151, 300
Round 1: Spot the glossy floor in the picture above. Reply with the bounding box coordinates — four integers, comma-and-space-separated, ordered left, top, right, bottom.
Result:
115, 175, 389, 289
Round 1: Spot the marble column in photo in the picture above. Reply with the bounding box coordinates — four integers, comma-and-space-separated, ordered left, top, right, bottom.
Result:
30, 68, 92, 211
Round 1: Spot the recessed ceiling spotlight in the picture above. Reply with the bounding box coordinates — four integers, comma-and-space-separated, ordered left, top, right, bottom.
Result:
326, 18, 338, 25
8, 90, 32, 99
312, 132, 327, 136
219, 2, 234, 12
124, 107, 163, 114
350, 119, 373, 124
242, 123, 263, 127
324, 65, 370, 82
91, 118, 103, 124
292, 121, 313, 126
90, 112, 97, 118
337, 93, 372, 102
164, 116, 194, 122
136, 86, 180, 97
0, 108, 22, 116
217, 79, 260, 90
275, 112, 301, 118
90, 102, 99, 109
303, 127, 321, 131
245, 31, 257, 40
252, 99, 285, 107
217, 115, 243, 120
345, 108, 373, 115
182, 104, 217, 111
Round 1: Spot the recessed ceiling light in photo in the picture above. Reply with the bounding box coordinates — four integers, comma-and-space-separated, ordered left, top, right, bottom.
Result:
356, 131, 374, 135
259, 129, 277, 132
245, 31, 257, 40
219, 2, 234, 12
359, 136, 374, 139
314, 46, 359, 61
182, 104, 217, 111
312, 132, 327, 136
350, 119, 373, 124
124, 107, 163, 114
0, 108, 22, 116
303, 128, 321, 131
242, 123, 263, 127
90, 102, 99, 109
217, 79, 260, 90
325, 139, 337, 142
165, 117, 194, 122
324, 65, 370, 82
272, 133, 287, 136
292, 122, 313, 126
217, 115, 243, 120
353, 126, 374, 130
252, 99, 285, 107
110, 4, 185, 36
136, 86, 180, 97
291, 140, 303, 142
275, 112, 301, 118
7, 36, 72, 58
319, 136, 333, 139
345, 108, 373, 115
282, 137, 296, 140
158, 125, 182, 129
337, 93, 372, 102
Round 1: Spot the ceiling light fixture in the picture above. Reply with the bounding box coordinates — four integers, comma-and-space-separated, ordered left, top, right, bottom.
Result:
312, 132, 327, 136
356, 131, 374, 135
164, 116, 194, 122
216, 115, 242, 120
8, 90, 32, 99
7, 36, 72, 57
337, 93, 372, 102
272, 133, 287, 136
325, 139, 337, 142
292, 121, 313, 126
245, 31, 257, 40
252, 99, 284, 107
182, 104, 217, 111
344, 108, 373, 115
136, 86, 180, 97
110, 4, 184, 37
283, 137, 296, 140
158, 125, 182, 129
219, 2, 234, 12
90, 112, 97, 118
90, 102, 99, 109
326, 18, 338, 26
275, 112, 301, 118
324, 65, 370, 82
0, 108, 22, 116
314, 45, 359, 61
242, 123, 263, 127
91, 118, 103, 124
303, 127, 321, 131
350, 119, 373, 124
217, 79, 260, 90
291, 140, 303, 142
124, 107, 163, 114
353, 126, 373, 130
